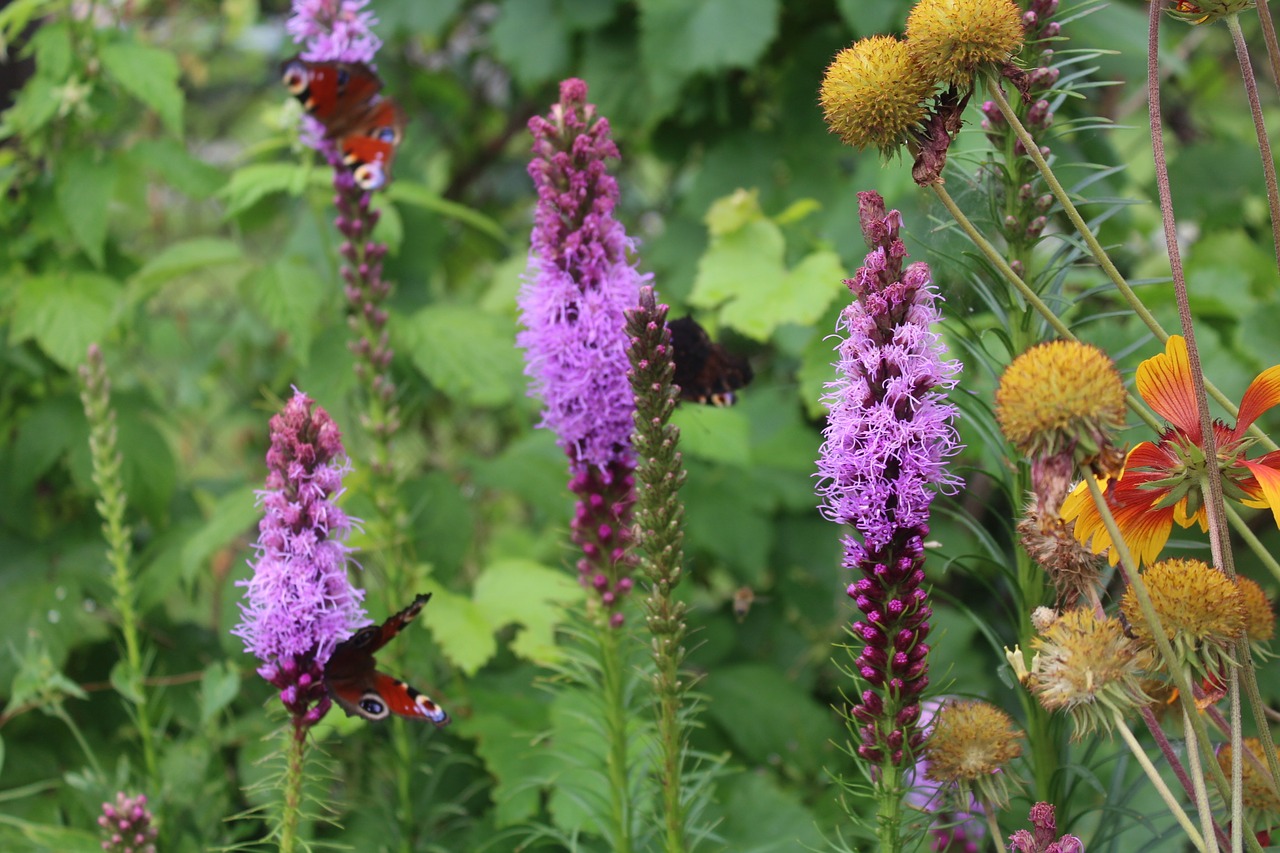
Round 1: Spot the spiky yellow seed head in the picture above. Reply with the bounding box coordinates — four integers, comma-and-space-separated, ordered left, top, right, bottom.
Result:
997, 341, 1127, 473
1216, 738, 1280, 815
1027, 608, 1155, 737
924, 700, 1023, 807
820, 36, 933, 153
1121, 558, 1245, 679
1237, 576, 1275, 642
906, 0, 1025, 87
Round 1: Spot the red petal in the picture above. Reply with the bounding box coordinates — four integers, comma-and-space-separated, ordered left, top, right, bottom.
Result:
1234, 364, 1280, 438
1240, 458, 1280, 530
1136, 336, 1202, 443
1123, 441, 1178, 473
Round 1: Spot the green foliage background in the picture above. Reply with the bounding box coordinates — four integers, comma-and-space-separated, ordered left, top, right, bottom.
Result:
2, 0, 1279, 850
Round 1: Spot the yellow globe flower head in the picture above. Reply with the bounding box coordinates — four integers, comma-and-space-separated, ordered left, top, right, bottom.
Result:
1215, 738, 1280, 822
906, 0, 1025, 88
1120, 558, 1245, 681
1237, 575, 1276, 658
1027, 608, 1155, 737
820, 35, 933, 154
1169, 0, 1256, 25
923, 699, 1024, 808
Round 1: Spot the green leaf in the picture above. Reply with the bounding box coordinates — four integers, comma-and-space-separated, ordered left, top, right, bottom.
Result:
720, 249, 845, 340
179, 486, 260, 584
403, 304, 525, 407
672, 405, 751, 465
474, 559, 583, 664
6, 394, 81, 501
389, 181, 508, 243
30, 22, 71, 79
464, 686, 555, 827
558, 0, 618, 29
99, 40, 184, 135
10, 272, 119, 369
244, 257, 326, 360
56, 150, 118, 268
109, 659, 144, 704
200, 660, 242, 724
491, 0, 569, 86
424, 588, 497, 676
835, 0, 902, 36
132, 238, 246, 287
712, 772, 827, 852
0, 0, 52, 41
638, 0, 780, 100
126, 138, 226, 198
219, 163, 311, 217
0, 816, 100, 853
703, 663, 835, 770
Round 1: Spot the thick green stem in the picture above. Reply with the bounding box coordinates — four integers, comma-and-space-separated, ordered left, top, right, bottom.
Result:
599, 624, 634, 853
873, 761, 903, 853
279, 727, 306, 853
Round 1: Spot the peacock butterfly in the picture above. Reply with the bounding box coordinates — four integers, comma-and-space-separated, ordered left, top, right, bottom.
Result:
668, 316, 753, 406
325, 593, 449, 726
280, 56, 405, 192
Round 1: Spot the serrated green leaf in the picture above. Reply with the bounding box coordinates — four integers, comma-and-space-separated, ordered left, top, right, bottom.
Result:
99, 40, 183, 135
132, 238, 245, 286
465, 691, 555, 827
491, 0, 569, 87
690, 220, 786, 309
219, 163, 311, 217
403, 304, 525, 407
638, 0, 780, 99
474, 559, 582, 664
56, 150, 118, 268
719, 249, 845, 340
672, 405, 751, 465
424, 588, 496, 676
200, 660, 241, 724
244, 257, 325, 360
10, 272, 119, 369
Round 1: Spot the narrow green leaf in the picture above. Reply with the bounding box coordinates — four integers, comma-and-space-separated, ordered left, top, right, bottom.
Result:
9, 272, 119, 369
99, 40, 184, 135
389, 181, 508, 243
56, 151, 118, 268
179, 486, 260, 584
109, 659, 144, 704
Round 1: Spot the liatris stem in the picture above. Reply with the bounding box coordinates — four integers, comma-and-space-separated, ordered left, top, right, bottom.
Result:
78, 345, 159, 783
279, 726, 307, 853
626, 286, 690, 853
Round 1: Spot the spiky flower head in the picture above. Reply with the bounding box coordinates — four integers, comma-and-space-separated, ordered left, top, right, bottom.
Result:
232, 390, 368, 727
1237, 576, 1276, 656
287, 0, 381, 64
98, 792, 157, 853
924, 699, 1023, 808
820, 36, 932, 153
1120, 558, 1244, 680
906, 0, 1025, 87
1169, 0, 1256, 25
1215, 738, 1280, 819
1027, 607, 1155, 737
997, 341, 1127, 476
1017, 505, 1103, 607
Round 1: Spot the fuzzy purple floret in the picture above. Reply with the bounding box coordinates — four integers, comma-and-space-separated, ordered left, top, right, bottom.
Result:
232, 391, 368, 671
815, 214, 962, 555
516, 78, 648, 476
287, 0, 381, 64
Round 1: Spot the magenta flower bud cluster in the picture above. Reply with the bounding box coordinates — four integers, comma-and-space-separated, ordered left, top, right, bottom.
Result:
98, 792, 157, 853
816, 191, 961, 766
232, 390, 368, 727
1009, 803, 1084, 853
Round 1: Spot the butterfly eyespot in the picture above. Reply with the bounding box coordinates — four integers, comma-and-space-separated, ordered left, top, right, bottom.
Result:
352, 163, 387, 191
282, 62, 308, 95
358, 692, 389, 719
373, 126, 398, 143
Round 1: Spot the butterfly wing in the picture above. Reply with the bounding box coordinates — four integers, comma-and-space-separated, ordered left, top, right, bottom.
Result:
668, 316, 753, 406
280, 57, 383, 136
325, 593, 449, 726
341, 98, 405, 191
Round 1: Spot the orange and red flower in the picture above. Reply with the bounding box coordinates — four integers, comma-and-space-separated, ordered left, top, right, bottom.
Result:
1062, 335, 1280, 566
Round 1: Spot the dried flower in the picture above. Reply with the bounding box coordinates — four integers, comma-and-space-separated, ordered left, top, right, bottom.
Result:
1008, 802, 1084, 853
232, 390, 368, 728
98, 792, 157, 853
1027, 607, 1154, 736
906, 0, 1025, 87
1017, 506, 1103, 607
517, 78, 644, 622
1063, 335, 1280, 567
817, 191, 962, 767
820, 36, 932, 153
1120, 558, 1244, 680
924, 699, 1023, 809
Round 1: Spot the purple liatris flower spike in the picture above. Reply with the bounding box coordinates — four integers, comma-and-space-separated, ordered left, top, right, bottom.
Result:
98, 792, 157, 853
232, 390, 368, 728
816, 191, 962, 766
517, 78, 646, 623
1009, 803, 1084, 853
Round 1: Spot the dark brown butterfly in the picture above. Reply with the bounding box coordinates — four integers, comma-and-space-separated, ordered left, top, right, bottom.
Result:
325, 593, 449, 726
668, 316, 753, 406
281, 57, 405, 191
